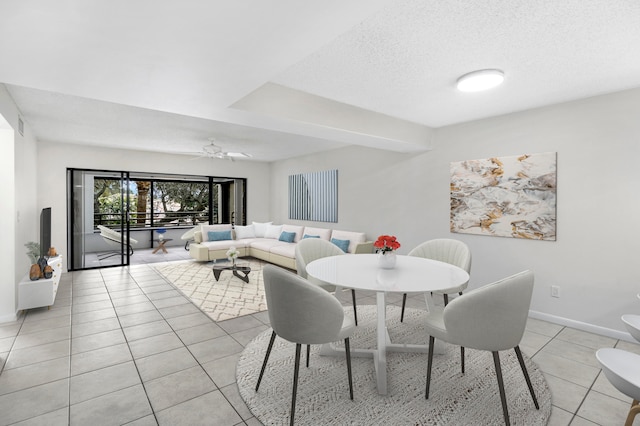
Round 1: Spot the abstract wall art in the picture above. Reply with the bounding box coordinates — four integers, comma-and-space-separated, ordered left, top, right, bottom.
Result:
288, 169, 338, 222
450, 152, 557, 240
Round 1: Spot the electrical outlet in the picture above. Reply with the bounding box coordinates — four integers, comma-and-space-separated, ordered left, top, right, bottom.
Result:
551, 285, 560, 298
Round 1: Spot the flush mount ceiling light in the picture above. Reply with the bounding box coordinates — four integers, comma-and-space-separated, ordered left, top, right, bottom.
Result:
456, 69, 504, 92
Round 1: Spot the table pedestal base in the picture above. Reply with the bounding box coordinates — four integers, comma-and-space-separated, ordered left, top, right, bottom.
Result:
320, 292, 444, 395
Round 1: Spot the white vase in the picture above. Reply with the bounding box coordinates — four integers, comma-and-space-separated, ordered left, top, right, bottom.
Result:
378, 251, 397, 269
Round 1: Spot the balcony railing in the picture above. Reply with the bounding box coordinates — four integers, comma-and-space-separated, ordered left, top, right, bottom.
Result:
95, 211, 212, 229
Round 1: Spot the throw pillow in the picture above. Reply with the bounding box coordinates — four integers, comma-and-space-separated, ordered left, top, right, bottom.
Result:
234, 225, 256, 239
279, 231, 296, 243
252, 221, 273, 238
331, 238, 350, 253
201, 224, 232, 241
208, 230, 232, 241
303, 234, 320, 239
264, 224, 283, 239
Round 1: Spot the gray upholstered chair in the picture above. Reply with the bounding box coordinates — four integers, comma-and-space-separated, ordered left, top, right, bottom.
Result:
401, 238, 472, 322
424, 270, 539, 426
295, 238, 359, 326
255, 265, 355, 426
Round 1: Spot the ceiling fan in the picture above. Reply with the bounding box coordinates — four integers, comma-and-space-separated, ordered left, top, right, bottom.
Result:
190, 139, 251, 161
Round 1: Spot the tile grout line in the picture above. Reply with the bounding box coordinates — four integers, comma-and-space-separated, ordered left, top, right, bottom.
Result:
100, 265, 160, 426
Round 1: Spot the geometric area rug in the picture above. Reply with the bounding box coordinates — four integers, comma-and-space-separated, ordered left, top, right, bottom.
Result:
236, 305, 552, 425
154, 259, 266, 322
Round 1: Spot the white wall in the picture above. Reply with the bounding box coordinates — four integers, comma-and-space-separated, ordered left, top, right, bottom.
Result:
0, 85, 38, 323
271, 88, 640, 339
36, 142, 271, 272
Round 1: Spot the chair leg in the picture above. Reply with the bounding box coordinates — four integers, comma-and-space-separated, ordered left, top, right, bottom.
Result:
425, 335, 435, 399
514, 346, 539, 409
625, 400, 640, 426
400, 293, 407, 323
344, 338, 354, 400
306, 344, 311, 368
461, 346, 465, 374
492, 351, 510, 426
255, 331, 277, 391
97, 250, 120, 260
290, 344, 302, 426
351, 289, 358, 326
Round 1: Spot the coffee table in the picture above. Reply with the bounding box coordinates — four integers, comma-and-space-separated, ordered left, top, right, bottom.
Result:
212, 261, 251, 283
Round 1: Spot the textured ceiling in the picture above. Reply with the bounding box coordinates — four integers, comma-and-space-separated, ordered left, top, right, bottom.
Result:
1, 0, 639, 161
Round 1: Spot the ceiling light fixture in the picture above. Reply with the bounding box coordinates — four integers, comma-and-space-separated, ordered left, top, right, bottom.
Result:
456, 69, 504, 92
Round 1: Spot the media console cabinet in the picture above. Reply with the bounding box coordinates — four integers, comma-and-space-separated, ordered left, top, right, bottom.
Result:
18, 256, 63, 311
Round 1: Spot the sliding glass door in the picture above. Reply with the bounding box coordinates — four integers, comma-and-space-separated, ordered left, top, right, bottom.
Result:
68, 169, 131, 270
67, 169, 247, 271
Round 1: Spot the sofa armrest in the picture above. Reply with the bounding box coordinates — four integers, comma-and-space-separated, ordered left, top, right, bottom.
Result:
353, 241, 374, 254
188, 243, 210, 261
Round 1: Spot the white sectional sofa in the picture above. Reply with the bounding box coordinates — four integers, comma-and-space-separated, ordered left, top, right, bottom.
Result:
188, 222, 373, 269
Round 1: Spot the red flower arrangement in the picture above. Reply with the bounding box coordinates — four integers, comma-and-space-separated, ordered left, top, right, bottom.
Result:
373, 235, 401, 253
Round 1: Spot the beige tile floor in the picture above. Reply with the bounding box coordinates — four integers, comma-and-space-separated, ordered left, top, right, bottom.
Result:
0, 255, 638, 425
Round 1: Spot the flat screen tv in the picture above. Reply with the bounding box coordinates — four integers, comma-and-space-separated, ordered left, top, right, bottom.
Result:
40, 207, 51, 258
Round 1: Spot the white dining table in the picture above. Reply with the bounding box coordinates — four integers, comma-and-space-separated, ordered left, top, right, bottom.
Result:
306, 253, 469, 395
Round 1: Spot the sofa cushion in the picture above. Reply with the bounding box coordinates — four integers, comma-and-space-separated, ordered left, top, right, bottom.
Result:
270, 243, 296, 259
281, 225, 304, 242
264, 224, 283, 239
302, 226, 331, 241
201, 224, 233, 242
234, 224, 256, 239
249, 238, 289, 252
201, 240, 249, 250
330, 230, 367, 253
278, 231, 296, 243
252, 221, 272, 238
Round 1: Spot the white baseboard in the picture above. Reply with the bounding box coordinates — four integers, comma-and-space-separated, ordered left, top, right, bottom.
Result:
0, 312, 18, 324
529, 310, 633, 343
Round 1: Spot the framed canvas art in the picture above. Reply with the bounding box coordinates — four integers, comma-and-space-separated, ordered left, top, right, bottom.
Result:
450, 152, 557, 240
288, 169, 338, 223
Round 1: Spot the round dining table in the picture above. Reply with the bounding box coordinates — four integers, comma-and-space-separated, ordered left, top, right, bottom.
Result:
306, 253, 469, 395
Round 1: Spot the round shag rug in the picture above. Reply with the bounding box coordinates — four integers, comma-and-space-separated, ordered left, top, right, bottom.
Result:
236, 305, 551, 425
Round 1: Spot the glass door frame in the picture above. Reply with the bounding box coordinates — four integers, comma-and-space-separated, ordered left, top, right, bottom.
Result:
67, 168, 132, 271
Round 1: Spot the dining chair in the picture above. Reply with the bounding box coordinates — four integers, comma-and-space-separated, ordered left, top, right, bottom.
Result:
295, 238, 359, 326
596, 348, 640, 426
295, 238, 359, 367
622, 314, 640, 343
400, 238, 471, 322
424, 270, 539, 426
255, 265, 355, 426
